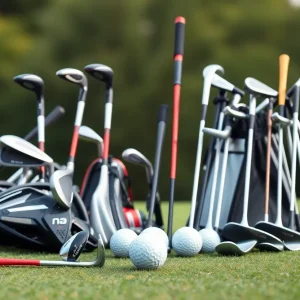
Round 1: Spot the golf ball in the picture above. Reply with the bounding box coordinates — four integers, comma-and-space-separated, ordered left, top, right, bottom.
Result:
110, 228, 137, 258
140, 227, 169, 248
172, 227, 202, 257
199, 228, 220, 253
129, 234, 167, 270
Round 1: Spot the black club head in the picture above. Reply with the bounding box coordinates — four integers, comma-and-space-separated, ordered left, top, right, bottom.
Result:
13, 74, 44, 96
84, 64, 113, 88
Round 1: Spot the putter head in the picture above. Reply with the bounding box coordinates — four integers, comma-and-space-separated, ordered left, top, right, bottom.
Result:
216, 240, 257, 256
50, 168, 73, 209
271, 112, 291, 125
59, 231, 89, 262
202, 126, 231, 139
13, 74, 44, 96
56, 68, 87, 90
0, 135, 53, 167
84, 64, 113, 88
244, 78, 278, 98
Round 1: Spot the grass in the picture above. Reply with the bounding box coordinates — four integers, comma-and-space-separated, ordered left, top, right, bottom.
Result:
0, 202, 300, 300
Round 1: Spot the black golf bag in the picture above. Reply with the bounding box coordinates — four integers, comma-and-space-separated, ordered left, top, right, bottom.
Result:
197, 109, 300, 232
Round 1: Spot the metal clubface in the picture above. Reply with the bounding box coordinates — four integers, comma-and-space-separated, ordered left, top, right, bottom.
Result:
59, 231, 89, 262
216, 240, 257, 256
79, 125, 103, 157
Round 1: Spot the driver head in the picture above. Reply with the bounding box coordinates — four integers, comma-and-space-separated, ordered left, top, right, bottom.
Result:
84, 64, 113, 88
59, 231, 89, 262
56, 68, 87, 90
13, 74, 44, 98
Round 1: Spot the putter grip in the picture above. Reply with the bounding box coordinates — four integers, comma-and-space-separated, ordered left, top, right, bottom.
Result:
278, 54, 290, 106
174, 17, 186, 56
24, 106, 65, 141
158, 104, 168, 123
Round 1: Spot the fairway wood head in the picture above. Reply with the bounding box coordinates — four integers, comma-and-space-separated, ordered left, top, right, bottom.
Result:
56, 68, 87, 89
59, 231, 89, 262
14, 74, 44, 96
84, 64, 113, 88
244, 77, 278, 98
50, 168, 73, 209
216, 240, 257, 256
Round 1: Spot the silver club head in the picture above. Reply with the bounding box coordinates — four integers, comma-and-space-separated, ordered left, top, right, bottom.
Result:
84, 64, 113, 87
203, 64, 224, 77
0, 135, 53, 167
271, 112, 291, 126
59, 231, 89, 262
50, 168, 73, 209
13, 74, 44, 96
212, 73, 235, 92
122, 148, 153, 184
244, 78, 278, 98
79, 126, 103, 157
56, 68, 87, 90
202, 125, 232, 139
223, 106, 248, 119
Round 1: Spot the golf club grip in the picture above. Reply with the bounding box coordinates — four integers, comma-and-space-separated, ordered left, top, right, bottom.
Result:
158, 104, 168, 123
0, 258, 40, 266
174, 17, 186, 56
24, 106, 65, 141
278, 54, 290, 107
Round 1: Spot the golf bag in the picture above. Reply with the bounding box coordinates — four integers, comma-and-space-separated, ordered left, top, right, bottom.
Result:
80, 155, 146, 234
197, 109, 300, 232
0, 182, 98, 252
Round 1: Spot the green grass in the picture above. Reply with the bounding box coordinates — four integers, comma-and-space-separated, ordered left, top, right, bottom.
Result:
1, 202, 300, 300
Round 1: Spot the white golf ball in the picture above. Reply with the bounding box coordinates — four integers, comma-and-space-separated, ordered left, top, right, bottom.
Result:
172, 227, 202, 257
199, 228, 220, 253
129, 234, 167, 270
140, 227, 169, 248
110, 228, 137, 258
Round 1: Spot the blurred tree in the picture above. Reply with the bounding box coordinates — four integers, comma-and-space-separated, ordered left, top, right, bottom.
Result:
0, 0, 300, 202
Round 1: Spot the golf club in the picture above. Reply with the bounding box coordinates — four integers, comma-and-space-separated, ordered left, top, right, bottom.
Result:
79, 125, 103, 157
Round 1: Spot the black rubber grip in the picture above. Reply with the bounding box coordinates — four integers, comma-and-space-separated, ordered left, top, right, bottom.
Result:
24, 105, 65, 141
232, 87, 245, 96
174, 17, 186, 56
173, 60, 182, 85
279, 105, 285, 117
294, 85, 300, 113
158, 104, 168, 123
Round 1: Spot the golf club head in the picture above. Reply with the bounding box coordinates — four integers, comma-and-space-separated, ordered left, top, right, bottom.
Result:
13, 74, 44, 96
84, 64, 113, 88
271, 112, 291, 125
0, 135, 53, 167
216, 240, 257, 256
122, 148, 153, 184
59, 231, 89, 262
50, 168, 73, 209
201, 65, 224, 106
223, 106, 248, 119
287, 78, 300, 97
202, 126, 231, 139
56, 68, 88, 90
255, 242, 283, 252
244, 77, 278, 98
79, 125, 103, 157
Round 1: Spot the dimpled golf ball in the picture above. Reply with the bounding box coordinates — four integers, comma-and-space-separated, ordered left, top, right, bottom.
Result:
199, 228, 220, 253
129, 234, 167, 270
172, 226, 203, 256
110, 228, 137, 258
140, 227, 169, 248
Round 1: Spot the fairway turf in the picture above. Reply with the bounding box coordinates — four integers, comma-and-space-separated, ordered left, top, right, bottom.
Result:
0, 202, 300, 300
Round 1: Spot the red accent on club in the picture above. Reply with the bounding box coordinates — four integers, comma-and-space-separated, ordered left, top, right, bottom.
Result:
170, 84, 181, 179
69, 126, 80, 158
175, 16, 186, 24
103, 129, 110, 160
0, 258, 41, 266
174, 54, 183, 61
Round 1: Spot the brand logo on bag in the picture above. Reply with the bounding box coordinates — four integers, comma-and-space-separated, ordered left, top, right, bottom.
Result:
52, 218, 67, 225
